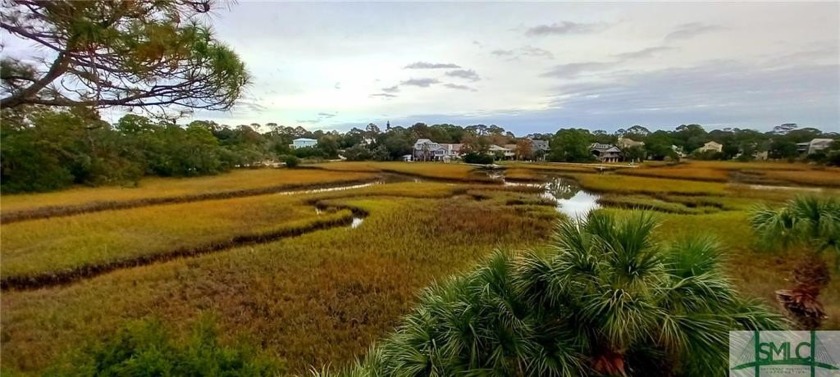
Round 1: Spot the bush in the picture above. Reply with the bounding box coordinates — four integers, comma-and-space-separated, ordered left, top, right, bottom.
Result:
462, 152, 494, 164
283, 155, 300, 168
46, 316, 283, 376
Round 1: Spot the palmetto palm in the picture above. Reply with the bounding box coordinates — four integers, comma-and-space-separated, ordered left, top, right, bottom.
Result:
317, 212, 783, 377
750, 195, 840, 330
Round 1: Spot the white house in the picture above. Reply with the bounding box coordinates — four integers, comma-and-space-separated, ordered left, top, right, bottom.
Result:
413, 139, 464, 161
797, 138, 835, 155
698, 141, 723, 153
290, 138, 318, 149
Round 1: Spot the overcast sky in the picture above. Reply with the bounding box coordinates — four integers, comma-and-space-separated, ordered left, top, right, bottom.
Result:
8, 1, 840, 134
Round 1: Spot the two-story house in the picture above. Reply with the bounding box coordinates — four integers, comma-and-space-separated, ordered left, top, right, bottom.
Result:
289, 138, 318, 149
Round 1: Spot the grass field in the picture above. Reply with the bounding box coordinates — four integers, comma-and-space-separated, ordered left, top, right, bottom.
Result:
304, 161, 499, 183
0, 168, 378, 222
2, 160, 839, 375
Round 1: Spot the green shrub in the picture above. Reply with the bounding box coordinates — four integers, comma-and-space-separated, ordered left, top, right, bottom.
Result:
284, 155, 301, 168
462, 152, 494, 164
46, 316, 283, 376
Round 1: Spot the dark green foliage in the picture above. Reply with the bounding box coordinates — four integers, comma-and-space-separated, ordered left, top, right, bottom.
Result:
46, 316, 283, 376
319, 213, 785, 377
1, 107, 271, 193
462, 152, 494, 164
284, 155, 301, 168
1, 0, 250, 111
548, 128, 595, 162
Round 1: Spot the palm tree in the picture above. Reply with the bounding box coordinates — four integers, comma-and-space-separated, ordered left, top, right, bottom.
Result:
316, 212, 783, 377
750, 195, 840, 330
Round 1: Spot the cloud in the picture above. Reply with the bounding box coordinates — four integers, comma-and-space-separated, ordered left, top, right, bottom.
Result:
665, 22, 722, 41
370, 93, 398, 98
525, 21, 605, 36
404, 62, 461, 69
400, 78, 440, 87
443, 83, 477, 91
334, 82, 341, 89
491, 46, 554, 60
382, 85, 400, 93
541, 61, 618, 78
545, 61, 839, 126
317, 112, 337, 118
491, 49, 516, 57
445, 69, 481, 81
235, 100, 266, 113
614, 46, 675, 60
520, 45, 554, 59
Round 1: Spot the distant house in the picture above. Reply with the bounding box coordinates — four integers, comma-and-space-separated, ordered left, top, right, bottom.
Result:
617, 137, 644, 149
442, 143, 463, 159
530, 139, 550, 153
698, 141, 723, 153
413, 139, 443, 161
590, 143, 622, 163
402, 154, 413, 162
489, 144, 515, 159
797, 138, 835, 155
290, 138, 318, 149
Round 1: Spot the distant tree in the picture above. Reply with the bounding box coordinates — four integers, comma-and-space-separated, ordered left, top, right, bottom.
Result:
622, 145, 646, 162
591, 130, 615, 144
772, 123, 798, 135
514, 139, 533, 160
768, 139, 799, 160
342, 144, 373, 161
673, 124, 708, 152
1, 0, 250, 112
317, 135, 340, 158
548, 128, 593, 162
644, 130, 676, 160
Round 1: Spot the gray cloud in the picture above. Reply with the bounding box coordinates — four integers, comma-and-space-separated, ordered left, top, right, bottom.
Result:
317, 112, 337, 118
541, 61, 618, 78
545, 61, 839, 126
521, 45, 554, 59
404, 62, 461, 69
665, 22, 722, 41
445, 69, 481, 81
443, 83, 477, 91
491, 49, 515, 56
614, 46, 675, 60
382, 85, 401, 93
370, 93, 398, 98
400, 78, 441, 87
525, 21, 604, 36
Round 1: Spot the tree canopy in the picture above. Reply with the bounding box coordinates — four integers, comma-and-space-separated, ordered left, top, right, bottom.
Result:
1, 0, 250, 112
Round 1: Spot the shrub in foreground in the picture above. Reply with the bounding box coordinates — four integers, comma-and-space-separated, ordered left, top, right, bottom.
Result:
47, 316, 283, 376
318, 212, 785, 376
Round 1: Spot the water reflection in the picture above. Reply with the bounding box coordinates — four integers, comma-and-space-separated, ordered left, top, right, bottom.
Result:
507, 177, 601, 219
544, 178, 601, 219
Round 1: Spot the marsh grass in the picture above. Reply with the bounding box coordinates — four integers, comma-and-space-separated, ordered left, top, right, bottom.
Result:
2, 163, 840, 375
0, 169, 377, 222
1, 191, 556, 375
305, 162, 498, 183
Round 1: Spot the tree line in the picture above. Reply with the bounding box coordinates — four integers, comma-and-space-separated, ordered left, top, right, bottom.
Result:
2, 106, 838, 193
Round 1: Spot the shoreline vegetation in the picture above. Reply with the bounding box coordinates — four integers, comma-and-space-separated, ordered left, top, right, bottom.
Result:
2, 160, 839, 375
